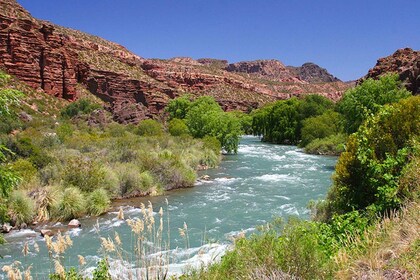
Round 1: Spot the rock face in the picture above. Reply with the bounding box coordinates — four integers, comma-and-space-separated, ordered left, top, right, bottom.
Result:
287, 63, 341, 83
0, 0, 350, 123
362, 48, 420, 94
226, 60, 303, 83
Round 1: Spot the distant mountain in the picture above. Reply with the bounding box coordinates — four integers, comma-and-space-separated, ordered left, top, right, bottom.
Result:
361, 48, 419, 94
287, 63, 341, 83
0, 0, 350, 123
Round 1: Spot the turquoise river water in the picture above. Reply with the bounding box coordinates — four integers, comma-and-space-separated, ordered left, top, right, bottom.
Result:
0, 136, 337, 278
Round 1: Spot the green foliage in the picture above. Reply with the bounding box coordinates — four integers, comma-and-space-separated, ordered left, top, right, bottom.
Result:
338, 74, 411, 133
56, 122, 74, 142
135, 119, 164, 136
252, 95, 333, 145
52, 187, 86, 221
87, 188, 111, 216
304, 133, 347, 156
0, 145, 20, 198
0, 88, 23, 116
168, 118, 190, 136
185, 96, 223, 138
7, 190, 34, 226
49, 267, 83, 280
324, 96, 420, 218
63, 157, 108, 192
166, 94, 192, 120
300, 110, 344, 147
10, 158, 38, 183
92, 259, 112, 280
184, 96, 242, 153
60, 98, 101, 119
201, 136, 222, 155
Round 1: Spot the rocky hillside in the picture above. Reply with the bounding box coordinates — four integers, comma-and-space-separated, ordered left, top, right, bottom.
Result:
287, 62, 341, 83
361, 48, 419, 94
0, 0, 350, 124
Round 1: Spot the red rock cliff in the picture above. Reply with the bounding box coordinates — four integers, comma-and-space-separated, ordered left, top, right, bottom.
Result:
0, 0, 350, 123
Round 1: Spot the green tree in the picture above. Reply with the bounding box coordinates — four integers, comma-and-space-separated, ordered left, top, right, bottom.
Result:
60, 98, 101, 119
300, 110, 344, 147
338, 74, 411, 134
323, 96, 420, 219
166, 94, 192, 120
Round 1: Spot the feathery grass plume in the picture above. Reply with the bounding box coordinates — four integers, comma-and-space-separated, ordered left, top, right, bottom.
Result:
51, 232, 73, 255
78, 255, 86, 266
117, 207, 124, 220
54, 260, 65, 279
23, 265, 32, 280
22, 242, 29, 257
127, 219, 144, 235
114, 232, 122, 246
100, 237, 116, 252
33, 243, 39, 253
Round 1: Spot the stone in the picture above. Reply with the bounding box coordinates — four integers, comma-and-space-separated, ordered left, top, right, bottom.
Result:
68, 219, 81, 228
360, 48, 420, 94
2, 223, 13, 233
40, 229, 53, 237
19, 223, 27, 229
201, 175, 211, 181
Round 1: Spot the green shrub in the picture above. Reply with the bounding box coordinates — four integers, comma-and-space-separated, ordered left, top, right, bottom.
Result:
63, 157, 107, 192
324, 96, 420, 218
7, 191, 34, 226
56, 122, 74, 142
135, 119, 164, 136
168, 118, 190, 136
60, 99, 101, 119
87, 189, 111, 216
338, 74, 411, 133
52, 187, 86, 221
300, 110, 344, 147
304, 133, 347, 156
10, 158, 38, 183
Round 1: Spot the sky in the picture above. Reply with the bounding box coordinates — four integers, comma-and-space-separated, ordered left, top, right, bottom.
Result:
17, 0, 420, 81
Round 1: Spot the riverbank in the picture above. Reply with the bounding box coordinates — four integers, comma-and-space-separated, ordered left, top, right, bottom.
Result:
0, 136, 337, 278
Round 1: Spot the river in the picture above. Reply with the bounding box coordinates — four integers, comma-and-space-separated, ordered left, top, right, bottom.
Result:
0, 136, 337, 278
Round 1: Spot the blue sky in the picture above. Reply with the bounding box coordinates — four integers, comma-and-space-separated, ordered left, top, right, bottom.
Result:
18, 0, 420, 81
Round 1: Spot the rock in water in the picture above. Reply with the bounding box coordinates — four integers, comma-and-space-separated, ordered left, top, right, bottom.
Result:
68, 219, 81, 228
40, 229, 53, 237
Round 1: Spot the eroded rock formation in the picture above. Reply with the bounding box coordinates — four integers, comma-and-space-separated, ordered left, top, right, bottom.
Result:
0, 0, 350, 124
362, 48, 419, 94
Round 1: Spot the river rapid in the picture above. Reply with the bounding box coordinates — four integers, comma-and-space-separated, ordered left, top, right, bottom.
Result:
0, 136, 337, 278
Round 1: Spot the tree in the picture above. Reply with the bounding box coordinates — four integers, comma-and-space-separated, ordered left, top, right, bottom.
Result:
338, 74, 411, 134
168, 118, 190, 136
166, 94, 192, 120
324, 96, 420, 218
300, 110, 344, 147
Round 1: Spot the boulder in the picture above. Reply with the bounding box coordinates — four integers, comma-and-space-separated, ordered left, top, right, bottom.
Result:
201, 175, 211, 181
68, 219, 81, 228
2, 223, 13, 233
40, 229, 53, 237
19, 223, 27, 229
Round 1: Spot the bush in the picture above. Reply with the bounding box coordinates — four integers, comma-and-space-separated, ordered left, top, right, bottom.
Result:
7, 191, 34, 226
300, 110, 344, 147
338, 74, 411, 133
87, 189, 111, 216
10, 158, 38, 184
324, 96, 420, 218
52, 187, 86, 221
60, 99, 101, 119
135, 119, 164, 136
63, 157, 107, 192
56, 122, 74, 142
304, 133, 347, 156
168, 118, 189, 136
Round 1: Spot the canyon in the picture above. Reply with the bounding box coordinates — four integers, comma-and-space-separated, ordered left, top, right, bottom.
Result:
0, 0, 418, 124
